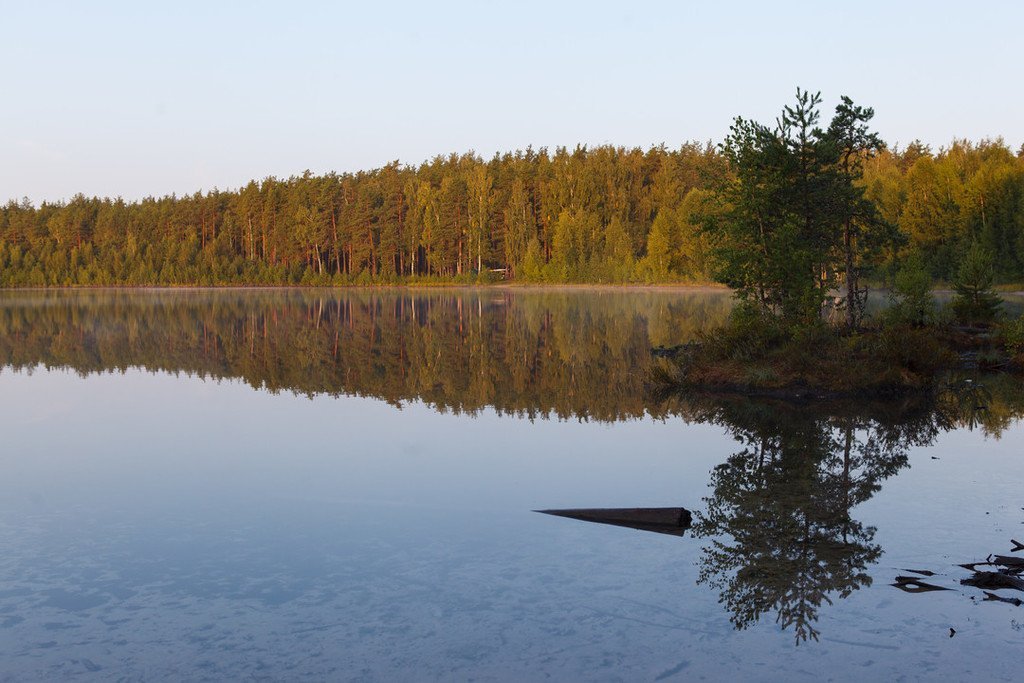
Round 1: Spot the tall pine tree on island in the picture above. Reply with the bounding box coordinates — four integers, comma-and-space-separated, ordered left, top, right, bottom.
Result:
704, 89, 899, 324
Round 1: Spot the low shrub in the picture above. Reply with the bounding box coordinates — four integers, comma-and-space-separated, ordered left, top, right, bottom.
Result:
703, 304, 790, 362
883, 255, 935, 326
1002, 316, 1024, 362
873, 324, 955, 377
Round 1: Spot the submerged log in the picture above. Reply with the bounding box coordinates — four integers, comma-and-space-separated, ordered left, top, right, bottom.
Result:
535, 507, 692, 537
959, 559, 1024, 574
989, 554, 1024, 569
892, 576, 950, 593
983, 591, 1024, 606
961, 571, 1024, 592
894, 540, 1024, 604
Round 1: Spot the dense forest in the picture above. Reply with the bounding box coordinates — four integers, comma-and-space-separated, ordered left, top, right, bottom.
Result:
2, 137, 1023, 287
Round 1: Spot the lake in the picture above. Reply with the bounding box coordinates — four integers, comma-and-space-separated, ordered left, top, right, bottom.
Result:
1, 288, 1023, 681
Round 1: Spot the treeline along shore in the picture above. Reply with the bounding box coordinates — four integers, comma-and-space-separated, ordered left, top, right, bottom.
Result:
2, 133, 1024, 287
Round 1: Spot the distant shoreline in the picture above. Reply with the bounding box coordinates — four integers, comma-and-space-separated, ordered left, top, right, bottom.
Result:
0, 283, 733, 293
3, 285, 1023, 297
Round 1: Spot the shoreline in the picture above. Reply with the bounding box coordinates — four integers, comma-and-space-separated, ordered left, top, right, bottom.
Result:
4, 284, 1022, 300
0, 283, 733, 293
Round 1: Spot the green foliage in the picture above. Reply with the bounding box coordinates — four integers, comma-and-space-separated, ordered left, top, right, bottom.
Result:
601, 216, 636, 282
870, 324, 953, 377
0, 144, 721, 287
866, 139, 1024, 282
704, 303, 791, 362
2, 125, 1024, 288
951, 243, 1002, 324
637, 210, 673, 283
706, 90, 897, 325
520, 237, 544, 281
883, 255, 935, 326
1001, 316, 1024, 361
675, 188, 715, 280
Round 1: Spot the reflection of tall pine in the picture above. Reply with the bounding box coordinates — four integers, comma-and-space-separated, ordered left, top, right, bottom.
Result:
694, 401, 917, 643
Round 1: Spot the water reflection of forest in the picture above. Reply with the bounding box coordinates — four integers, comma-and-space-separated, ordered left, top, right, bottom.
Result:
0, 288, 735, 420
4, 289, 1023, 644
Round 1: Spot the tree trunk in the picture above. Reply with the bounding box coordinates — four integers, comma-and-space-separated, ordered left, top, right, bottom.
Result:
844, 218, 857, 329
331, 210, 341, 276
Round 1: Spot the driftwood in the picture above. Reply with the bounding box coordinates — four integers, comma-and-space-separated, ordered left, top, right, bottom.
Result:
990, 554, 1024, 568
895, 540, 1024, 605
983, 591, 1024, 607
961, 571, 1024, 592
892, 576, 950, 593
958, 556, 1024, 574
535, 507, 692, 537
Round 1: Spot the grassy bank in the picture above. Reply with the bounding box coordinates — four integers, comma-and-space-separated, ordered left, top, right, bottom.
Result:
651, 311, 1024, 399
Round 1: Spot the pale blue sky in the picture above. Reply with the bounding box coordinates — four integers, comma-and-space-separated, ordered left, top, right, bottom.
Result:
2, 0, 1020, 203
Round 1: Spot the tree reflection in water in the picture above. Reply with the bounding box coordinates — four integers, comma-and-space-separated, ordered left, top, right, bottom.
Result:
0, 288, 733, 421
683, 383, 1016, 643
2, 289, 1023, 643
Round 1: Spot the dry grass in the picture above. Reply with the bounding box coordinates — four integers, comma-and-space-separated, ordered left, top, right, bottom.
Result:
654, 317, 965, 398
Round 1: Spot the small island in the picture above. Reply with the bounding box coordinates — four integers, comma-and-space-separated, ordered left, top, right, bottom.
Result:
652, 91, 1024, 398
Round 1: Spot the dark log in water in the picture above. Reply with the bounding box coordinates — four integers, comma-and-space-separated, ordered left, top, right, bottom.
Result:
983, 591, 1024, 606
896, 539, 1024, 601
961, 572, 1024, 592
989, 554, 1024, 568
534, 507, 692, 537
892, 576, 950, 593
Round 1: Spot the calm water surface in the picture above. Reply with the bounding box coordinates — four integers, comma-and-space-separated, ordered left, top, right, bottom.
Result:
1, 288, 1023, 681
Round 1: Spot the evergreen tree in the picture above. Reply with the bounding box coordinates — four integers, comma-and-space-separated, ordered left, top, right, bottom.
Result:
952, 243, 1002, 324
708, 90, 840, 322
825, 96, 892, 328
